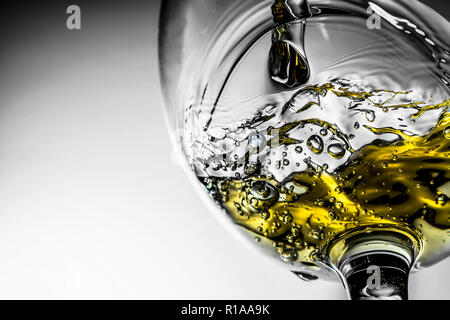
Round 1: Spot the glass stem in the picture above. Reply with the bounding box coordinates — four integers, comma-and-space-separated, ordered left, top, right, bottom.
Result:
328, 230, 418, 300
339, 251, 410, 300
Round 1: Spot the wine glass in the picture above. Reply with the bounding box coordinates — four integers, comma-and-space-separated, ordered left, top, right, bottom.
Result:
159, 0, 449, 299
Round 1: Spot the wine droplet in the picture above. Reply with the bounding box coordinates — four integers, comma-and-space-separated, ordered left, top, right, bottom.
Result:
365, 110, 376, 122
269, 0, 312, 88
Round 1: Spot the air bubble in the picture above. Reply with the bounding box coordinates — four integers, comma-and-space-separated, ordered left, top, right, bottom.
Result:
217, 179, 229, 191
444, 127, 450, 139
247, 181, 279, 213
261, 211, 271, 220
327, 144, 346, 159
210, 159, 221, 171
309, 229, 323, 240
280, 248, 298, 262
436, 194, 447, 206
307, 135, 324, 154
282, 213, 293, 224
292, 271, 318, 281
365, 110, 376, 122
291, 226, 302, 237
328, 211, 338, 220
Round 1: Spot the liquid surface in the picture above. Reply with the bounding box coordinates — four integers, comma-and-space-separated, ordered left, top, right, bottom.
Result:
201, 84, 449, 272
180, 0, 450, 279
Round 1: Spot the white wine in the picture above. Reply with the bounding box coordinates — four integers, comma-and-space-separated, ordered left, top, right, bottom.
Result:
177, 0, 450, 280
200, 83, 449, 275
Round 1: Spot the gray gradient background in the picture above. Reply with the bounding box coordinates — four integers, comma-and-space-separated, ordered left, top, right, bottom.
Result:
0, 0, 447, 299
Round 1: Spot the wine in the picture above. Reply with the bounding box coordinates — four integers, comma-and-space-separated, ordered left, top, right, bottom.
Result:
172, 0, 450, 281
200, 82, 449, 277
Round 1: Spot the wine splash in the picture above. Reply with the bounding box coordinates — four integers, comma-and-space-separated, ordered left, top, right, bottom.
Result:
180, 0, 450, 280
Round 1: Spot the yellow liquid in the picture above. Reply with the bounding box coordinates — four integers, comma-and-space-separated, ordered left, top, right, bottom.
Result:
201, 87, 450, 268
